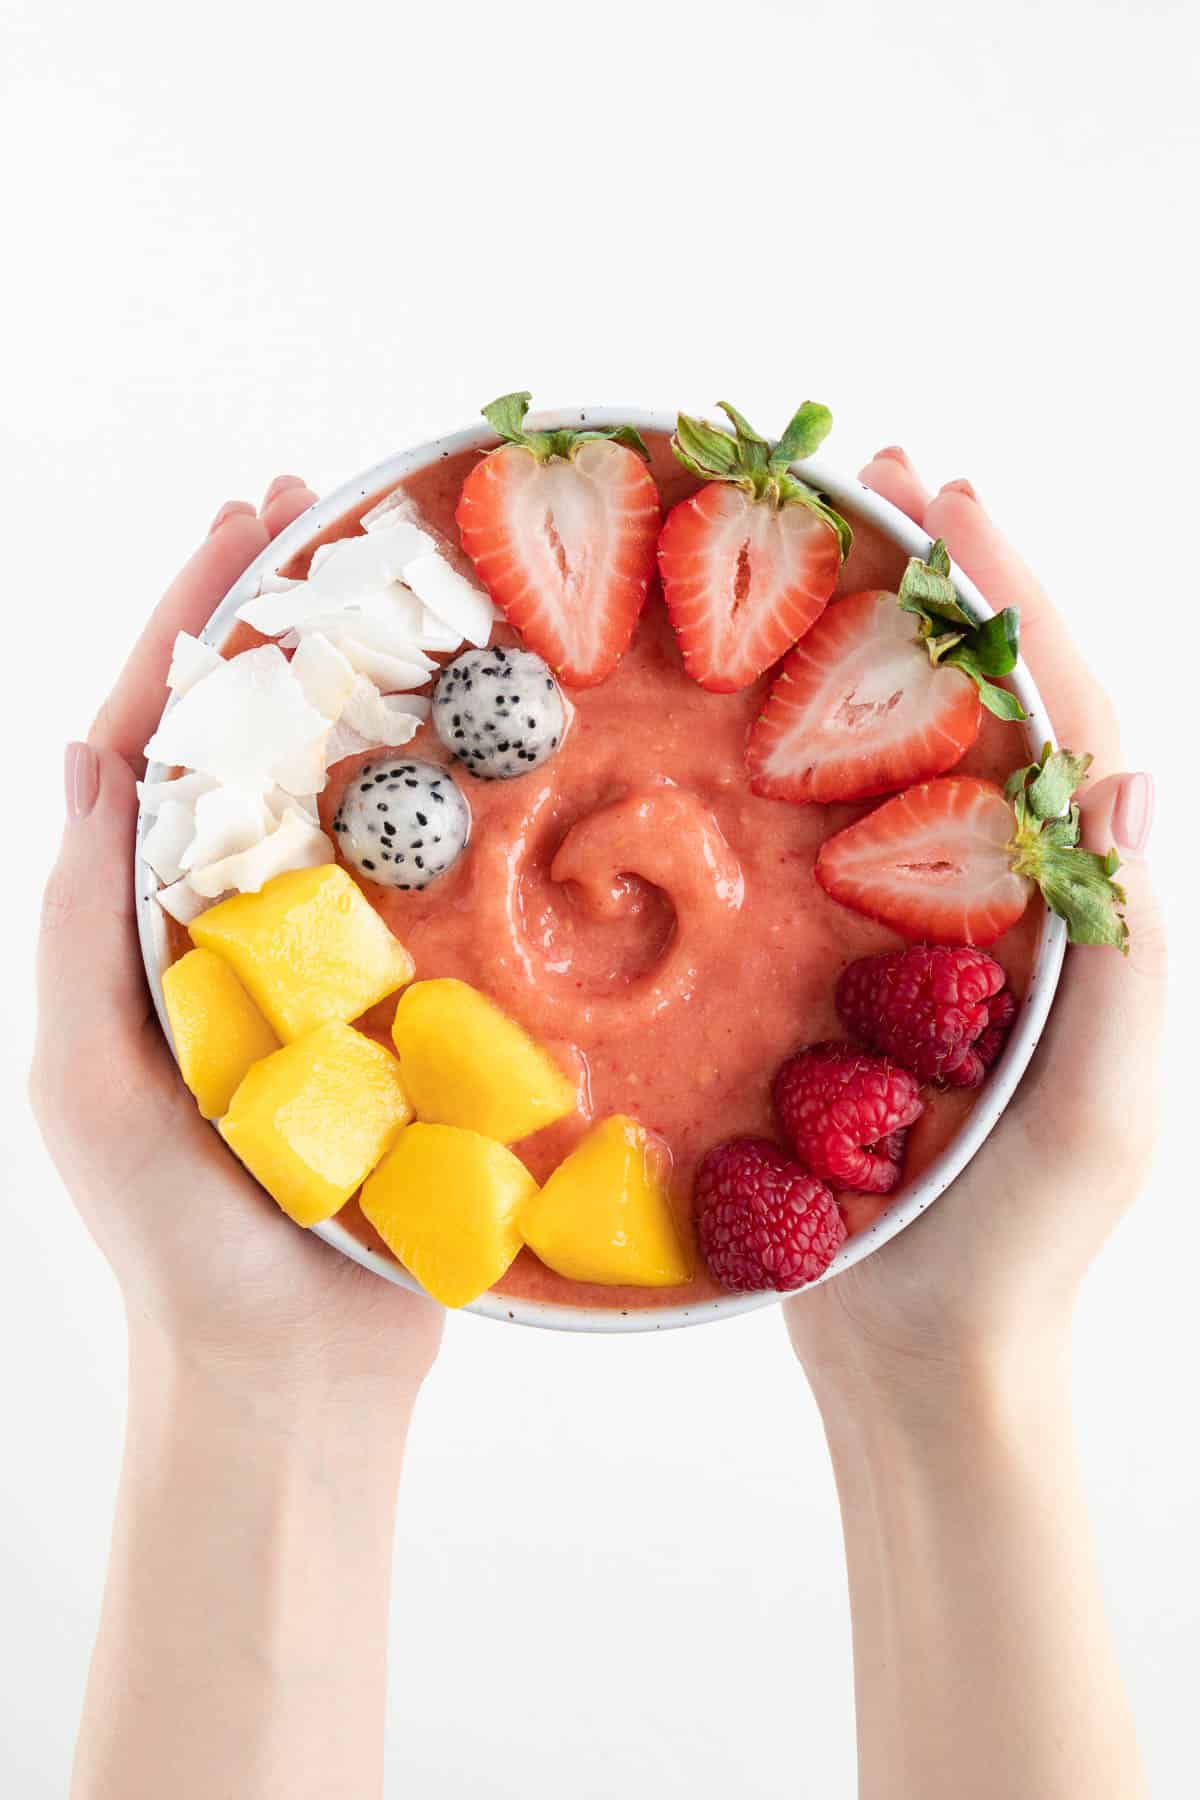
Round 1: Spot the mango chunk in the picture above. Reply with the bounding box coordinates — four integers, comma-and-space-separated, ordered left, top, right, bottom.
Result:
162, 947, 280, 1119
390, 978, 576, 1143
220, 1022, 412, 1227
361, 1122, 535, 1308
519, 1115, 690, 1287
191, 865, 414, 1042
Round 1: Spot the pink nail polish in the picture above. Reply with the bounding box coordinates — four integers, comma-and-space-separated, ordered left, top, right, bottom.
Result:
208, 500, 253, 534
1112, 772, 1154, 856
939, 478, 980, 503
264, 474, 303, 505
874, 445, 912, 467
65, 742, 99, 821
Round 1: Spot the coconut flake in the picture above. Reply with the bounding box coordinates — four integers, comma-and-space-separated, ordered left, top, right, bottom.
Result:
188, 806, 334, 898
144, 645, 329, 797
416, 606, 466, 653
167, 632, 224, 695
401, 552, 494, 648
323, 720, 376, 768
323, 683, 429, 766
360, 491, 444, 549
286, 791, 322, 824
156, 877, 215, 925
235, 581, 331, 639
341, 676, 429, 740
326, 634, 433, 694
289, 632, 357, 720
142, 801, 199, 883
289, 585, 429, 656
272, 731, 331, 798
360, 488, 407, 532
180, 786, 274, 873
306, 522, 435, 597
138, 770, 218, 815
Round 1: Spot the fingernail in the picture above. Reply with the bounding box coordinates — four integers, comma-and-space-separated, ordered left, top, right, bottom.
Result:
65, 742, 99, 822
208, 499, 255, 535
874, 445, 912, 468
938, 478, 980, 503
263, 474, 304, 505
1112, 772, 1154, 856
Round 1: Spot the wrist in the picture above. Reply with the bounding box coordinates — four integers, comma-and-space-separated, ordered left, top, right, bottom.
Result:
807, 1324, 1073, 1468
126, 1315, 419, 1496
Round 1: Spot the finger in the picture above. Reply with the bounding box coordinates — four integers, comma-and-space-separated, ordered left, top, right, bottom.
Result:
260, 477, 318, 541
858, 445, 933, 525
1031, 771, 1164, 1114
91, 507, 271, 772
261, 473, 306, 510
36, 743, 147, 1052
921, 483, 1121, 773
1073, 771, 1163, 985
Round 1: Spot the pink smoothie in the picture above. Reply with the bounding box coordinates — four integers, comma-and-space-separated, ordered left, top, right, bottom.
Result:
213, 434, 1041, 1312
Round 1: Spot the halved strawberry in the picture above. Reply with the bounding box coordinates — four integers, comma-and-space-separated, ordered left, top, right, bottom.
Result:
747, 541, 1025, 804
657, 401, 850, 692
815, 749, 1129, 949
455, 392, 661, 688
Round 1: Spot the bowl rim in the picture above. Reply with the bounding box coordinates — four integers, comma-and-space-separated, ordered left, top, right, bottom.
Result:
135, 403, 1067, 1334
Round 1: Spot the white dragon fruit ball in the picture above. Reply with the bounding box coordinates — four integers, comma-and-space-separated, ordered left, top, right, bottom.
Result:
432, 645, 566, 780
331, 759, 470, 890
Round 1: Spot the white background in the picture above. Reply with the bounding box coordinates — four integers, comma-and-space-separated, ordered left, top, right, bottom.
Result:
2, 0, 1196, 1793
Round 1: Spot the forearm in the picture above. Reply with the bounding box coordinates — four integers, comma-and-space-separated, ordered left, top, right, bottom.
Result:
73, 1325, 414, 1800
816, 1341, 1149, 1800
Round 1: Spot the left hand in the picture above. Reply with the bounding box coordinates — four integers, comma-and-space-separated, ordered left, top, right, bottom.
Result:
31, 479, 444, 1398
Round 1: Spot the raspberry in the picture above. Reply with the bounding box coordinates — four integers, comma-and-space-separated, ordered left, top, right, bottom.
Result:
973, 986, 1017, 1076
773, 1043, 923, 1194
835, 945, 1015, 1088
695, 1137, 846, 1293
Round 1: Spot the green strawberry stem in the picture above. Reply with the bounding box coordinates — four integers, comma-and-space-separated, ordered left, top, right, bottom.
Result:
480, 391, 651, 463
669, 400, 852, 559
897, 539, 1026, 722
1005, 745, 1128, 950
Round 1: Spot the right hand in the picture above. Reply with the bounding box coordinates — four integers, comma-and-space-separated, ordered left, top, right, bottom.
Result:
787, 453, 1166, 1404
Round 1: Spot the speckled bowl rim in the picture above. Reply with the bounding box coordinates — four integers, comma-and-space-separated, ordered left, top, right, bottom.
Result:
136, 405, 1067, 1334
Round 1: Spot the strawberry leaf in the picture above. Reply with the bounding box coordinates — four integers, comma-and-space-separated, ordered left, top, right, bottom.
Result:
481, 392, 650, 464
1027, 747, 1093, 820
587, 423, 653, 460
946, 654, 1027, 720
481, 391, 534, 444
717, 401, 770, 459
1005, 746, 1128, 950
672, 412, 744, 481
897, 542, 974, 627
669, 399, 851, 559
963, 608, 1020, 677
900, 548, 1026, 721
785, 483, 854, 559
771, 402, 834, 470
1037, 848, 1128, 948
1039, 805, 1082, 849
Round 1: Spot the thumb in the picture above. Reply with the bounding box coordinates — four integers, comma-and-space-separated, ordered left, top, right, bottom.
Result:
1075, 772, 1165, 985
37, 742, 148, 1053
1037, 772, 1166, 1130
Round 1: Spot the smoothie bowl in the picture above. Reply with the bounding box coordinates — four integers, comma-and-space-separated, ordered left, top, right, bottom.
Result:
135, 398, 1128, 1331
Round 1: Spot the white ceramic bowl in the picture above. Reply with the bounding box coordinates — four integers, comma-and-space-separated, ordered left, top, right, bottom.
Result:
136, 406, 1066, 1333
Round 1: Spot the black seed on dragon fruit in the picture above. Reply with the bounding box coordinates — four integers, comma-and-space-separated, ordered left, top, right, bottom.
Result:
331, 760, 470, 890
432, 645, 567, 779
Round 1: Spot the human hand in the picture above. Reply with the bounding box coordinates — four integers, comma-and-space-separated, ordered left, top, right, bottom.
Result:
31, 480, 444, 1398
786, 452, 1166, 1411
